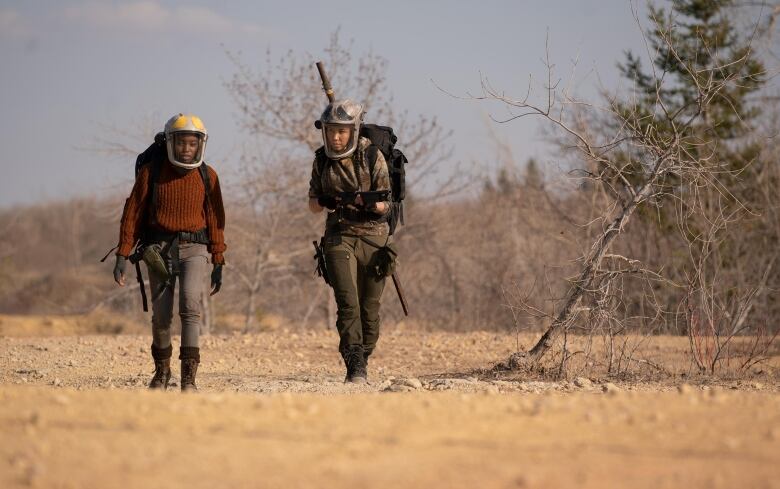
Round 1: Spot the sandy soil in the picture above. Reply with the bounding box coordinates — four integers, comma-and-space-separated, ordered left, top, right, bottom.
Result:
1, 326, 778, 488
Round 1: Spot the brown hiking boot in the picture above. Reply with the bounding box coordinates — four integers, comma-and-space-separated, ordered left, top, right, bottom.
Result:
180, 347, 200, 392
149, 345, 172, 390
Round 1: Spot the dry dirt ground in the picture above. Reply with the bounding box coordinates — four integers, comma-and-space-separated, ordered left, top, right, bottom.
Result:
0, 318, 778, 488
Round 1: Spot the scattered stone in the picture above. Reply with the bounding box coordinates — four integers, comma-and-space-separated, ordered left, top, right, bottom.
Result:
397, 378, 423, 390
750, 381, 764, 390
428, 378, 476, 391
602, 383, 620, 394
574, 377, 592, 388
384, 383, 414, 393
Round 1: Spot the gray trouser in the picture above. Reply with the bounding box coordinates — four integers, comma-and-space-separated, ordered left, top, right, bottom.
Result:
148, 243, 209, 349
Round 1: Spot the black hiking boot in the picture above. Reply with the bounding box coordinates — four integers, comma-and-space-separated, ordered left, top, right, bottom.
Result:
149, 344, 172, 390
363, 347, 373, 367
180, 347, 200, 392
342, 345, 367, 384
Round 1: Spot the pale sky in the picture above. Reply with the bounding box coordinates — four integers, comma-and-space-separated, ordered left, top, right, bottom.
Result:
1, 1, 655, 207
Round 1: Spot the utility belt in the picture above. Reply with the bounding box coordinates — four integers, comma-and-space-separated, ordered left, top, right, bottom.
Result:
102, 227, 210, 312
143, 228, 210, 245
132, 228, 209, 310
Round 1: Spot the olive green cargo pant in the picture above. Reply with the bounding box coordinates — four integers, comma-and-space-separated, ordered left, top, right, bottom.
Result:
324, 234, 388, 359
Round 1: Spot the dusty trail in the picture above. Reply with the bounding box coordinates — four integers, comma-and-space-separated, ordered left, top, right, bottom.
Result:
1, 386, 778, 489
1, 329, 778, 488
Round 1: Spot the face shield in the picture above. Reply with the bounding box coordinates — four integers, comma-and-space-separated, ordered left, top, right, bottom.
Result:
317, 100, 363, 159
323, 124, 357, 160
172, 133, 205, 167
164, 113, 208, 169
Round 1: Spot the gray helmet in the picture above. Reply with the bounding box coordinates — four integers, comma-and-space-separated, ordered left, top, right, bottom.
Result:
316, 99, 364, 159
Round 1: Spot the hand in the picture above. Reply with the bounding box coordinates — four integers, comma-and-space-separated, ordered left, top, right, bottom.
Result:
113, 255, 127, 286
317, 195, 338, 210
371, 201, 388, 214
210, 263, 223, 296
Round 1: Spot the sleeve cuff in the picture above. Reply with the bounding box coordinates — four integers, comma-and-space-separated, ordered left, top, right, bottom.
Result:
117, 243, 134, 257
211, 253, 225, 265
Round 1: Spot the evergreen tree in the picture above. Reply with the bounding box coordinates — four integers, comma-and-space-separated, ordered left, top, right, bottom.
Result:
523, 158, 543, 190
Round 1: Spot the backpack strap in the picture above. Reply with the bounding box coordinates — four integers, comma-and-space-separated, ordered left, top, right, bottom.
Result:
135, 259, 149, 312
366, 145, 379, 191
148, 160, 162, 227
315, 146, 334, 193
199, 163, 212, 217
315, 146, 328, 174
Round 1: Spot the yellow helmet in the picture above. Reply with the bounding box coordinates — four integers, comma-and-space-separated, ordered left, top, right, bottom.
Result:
164, 113, 208, 169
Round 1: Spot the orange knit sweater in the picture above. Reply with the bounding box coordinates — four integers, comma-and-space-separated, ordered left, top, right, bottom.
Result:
117, 162, 226, 264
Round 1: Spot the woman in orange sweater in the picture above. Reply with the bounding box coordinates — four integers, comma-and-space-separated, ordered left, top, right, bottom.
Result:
112, 113, 226, 392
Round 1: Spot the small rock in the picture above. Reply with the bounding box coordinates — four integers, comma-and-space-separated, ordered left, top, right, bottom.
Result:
602, 383, 620, 394
574, 377, 592, 388
750, 381, 764, 390
53, 378, 62, 387
384, 384, 413, 393
397, 378, 423, 390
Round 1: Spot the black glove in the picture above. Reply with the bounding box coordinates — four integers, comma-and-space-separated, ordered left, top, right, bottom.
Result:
210, 263, 223, 296
113, 255, 127, 285
317, 195, 338, 210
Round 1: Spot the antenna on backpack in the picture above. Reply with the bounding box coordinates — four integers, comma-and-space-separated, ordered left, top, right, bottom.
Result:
316, 61, 336, 103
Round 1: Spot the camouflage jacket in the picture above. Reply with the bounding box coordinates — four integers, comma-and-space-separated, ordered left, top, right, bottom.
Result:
309, 137, 391, 236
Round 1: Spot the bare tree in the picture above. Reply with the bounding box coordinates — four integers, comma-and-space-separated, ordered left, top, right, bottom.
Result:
464, 3, 774, 369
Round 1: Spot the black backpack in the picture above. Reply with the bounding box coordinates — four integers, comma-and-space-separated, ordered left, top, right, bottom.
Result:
317, 124, 408, 234
136, 132, 212, 224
